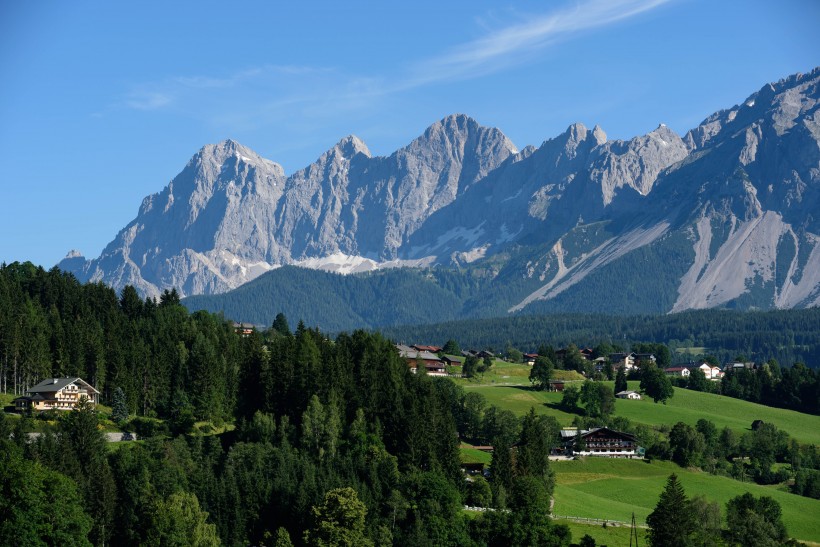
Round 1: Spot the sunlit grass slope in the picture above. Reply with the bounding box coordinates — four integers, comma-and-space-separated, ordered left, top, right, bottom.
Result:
552, 458, 820, 544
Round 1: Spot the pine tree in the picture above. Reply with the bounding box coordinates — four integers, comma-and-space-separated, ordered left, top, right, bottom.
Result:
646, 474, 696, 546
615, 366, 628, 393
111, 386, 129, 424
271, 313, 291, 337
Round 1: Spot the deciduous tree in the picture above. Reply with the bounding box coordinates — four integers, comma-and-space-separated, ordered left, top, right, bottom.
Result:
528, 355, 554, 391
725, 493, 788, 546
641, 363, 674, 403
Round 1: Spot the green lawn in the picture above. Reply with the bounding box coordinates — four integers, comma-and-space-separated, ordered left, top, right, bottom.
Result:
0, 392, 16, 407
615, 381, 820, 446
552, 458, 820, 544
450, 379, 820, 445
459, 443, 493, 465
453, 360, 585, 386
556, 520, 648, 546
458, 384, 583, 425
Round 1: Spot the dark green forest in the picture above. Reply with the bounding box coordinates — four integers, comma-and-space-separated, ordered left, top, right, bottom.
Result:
182, 265, 493, 333
381, 308, 820, 369
182, 261, 820, 370
0, 262, 569, 546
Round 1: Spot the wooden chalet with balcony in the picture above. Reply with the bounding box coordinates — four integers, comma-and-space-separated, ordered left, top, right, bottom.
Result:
13, 377, 100, 411
556, 427, 640, 458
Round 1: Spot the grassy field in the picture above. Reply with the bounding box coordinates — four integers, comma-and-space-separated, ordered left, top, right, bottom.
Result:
552, 458, 820, 544
459, 442, 493, 465
556, 520, 648, 546
452, 371, 820, 445
614, 381, 820, 446
0, 392, 15, 407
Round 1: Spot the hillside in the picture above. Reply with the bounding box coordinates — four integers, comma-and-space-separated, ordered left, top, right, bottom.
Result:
458, 374, 820, 445
552, 458, 820, 544
182, 265, 488, 332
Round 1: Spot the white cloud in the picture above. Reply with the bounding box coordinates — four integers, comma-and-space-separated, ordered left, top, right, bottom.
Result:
115, 0, 670, 122
403, 0, 671, 87
124, 91, 173, 111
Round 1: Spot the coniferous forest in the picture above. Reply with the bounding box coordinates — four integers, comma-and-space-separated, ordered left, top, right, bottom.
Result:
0, 262, 567, 546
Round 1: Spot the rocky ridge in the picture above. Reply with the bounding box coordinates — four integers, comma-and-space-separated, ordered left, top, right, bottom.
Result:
61, 68, 820, 314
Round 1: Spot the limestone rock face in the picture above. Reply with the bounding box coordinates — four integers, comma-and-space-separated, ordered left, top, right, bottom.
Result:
60, 69, 820, 313
60, 116, 516, 297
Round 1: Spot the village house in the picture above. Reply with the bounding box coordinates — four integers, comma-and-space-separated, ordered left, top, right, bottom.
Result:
609, 352, 658, 372
616, 390, 642, 400
691, 361, 724, 380
523, 353, 538, 366
724, 361, 756, 372
13, 377, 100, 411
664, 366, 691, 378
396, 344, 448, 376
609, 352, 636, 370
441, 355, 463, 367
411, 344, 442, 354
555, 427, 640, 458
634, 353, 657, 366
233, 322, 254, 336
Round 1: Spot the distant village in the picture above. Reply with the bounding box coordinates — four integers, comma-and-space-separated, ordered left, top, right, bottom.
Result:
394, 341, 741, 383
394, 341, 756, 465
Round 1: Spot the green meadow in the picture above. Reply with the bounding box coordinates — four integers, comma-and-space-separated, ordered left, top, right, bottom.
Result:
455, 367, 820, 445
452, 362, 820, 543
556, 520, 648, 546
459, 443, 493, 465
551, 458, 820, 544
614, 381, 820, 446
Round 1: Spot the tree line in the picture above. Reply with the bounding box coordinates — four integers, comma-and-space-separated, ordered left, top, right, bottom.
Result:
381, 307, 820, 368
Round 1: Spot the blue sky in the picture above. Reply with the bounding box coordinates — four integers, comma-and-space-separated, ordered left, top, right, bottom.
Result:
1, 0, 818, 268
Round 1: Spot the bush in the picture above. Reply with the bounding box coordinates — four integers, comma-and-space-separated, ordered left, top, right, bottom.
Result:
131, 416, 169, 438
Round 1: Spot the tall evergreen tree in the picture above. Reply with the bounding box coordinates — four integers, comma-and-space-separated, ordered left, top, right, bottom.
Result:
646, 474, 696, 547
271, 313, 291, 337
615, 366, 628, 393
111, 386, 129, 424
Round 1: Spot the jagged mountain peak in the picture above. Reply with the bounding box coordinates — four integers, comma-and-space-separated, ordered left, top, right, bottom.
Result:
410, 113, 518, 154
60, 69, 820, 313
188, 139, 285, 178
591, 124, 607, 144
686, 66, 820, 150
333, 135, 371, 159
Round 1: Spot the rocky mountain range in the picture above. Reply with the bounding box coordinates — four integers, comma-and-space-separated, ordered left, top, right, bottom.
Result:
61, 68, 820, 321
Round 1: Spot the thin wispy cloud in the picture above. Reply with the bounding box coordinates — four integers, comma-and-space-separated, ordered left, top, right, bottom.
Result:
114, 0, 670, 127
403, 0, 671, 87
125, 91, 173, 111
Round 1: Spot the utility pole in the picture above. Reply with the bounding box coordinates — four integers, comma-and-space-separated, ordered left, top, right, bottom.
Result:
629, 512, 640, 546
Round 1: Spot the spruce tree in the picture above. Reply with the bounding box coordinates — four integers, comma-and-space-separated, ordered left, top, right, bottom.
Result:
615, 366, 628, 393
111, 386, 129, 424
271, 313, 291, 337
647, 474, 696, 546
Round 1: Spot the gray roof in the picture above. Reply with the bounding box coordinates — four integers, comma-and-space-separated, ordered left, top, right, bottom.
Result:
27, 377, 99, 394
